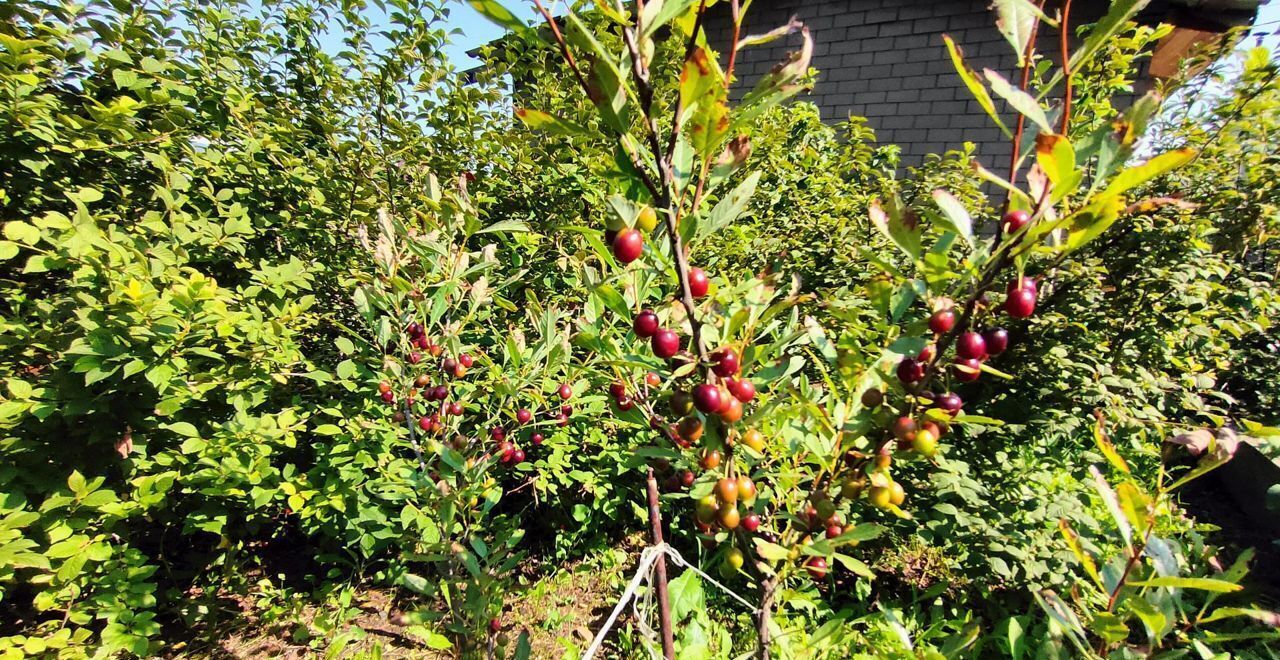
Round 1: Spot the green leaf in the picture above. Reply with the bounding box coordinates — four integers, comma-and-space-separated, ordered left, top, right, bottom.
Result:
1062, 193, 1124, 255
475, 219, 530, 235
931, 190, 973, 247
752, 537, 789, 562
514, 631, 531, 660
1089, 612, 1129, 645
515, 108, 590, 137
592, 283, 631, 320
166, 422, 199, 437
335, 337, 355, 355
0, 241, 17, 260
668, 570, 705, 622
832, 553, 875, 578
696, 172, 760, 241
466, 0, 528, 33
943, 36, 1011, 138
641, 0, 698, 37
1128, 577, 1244, 593
7, 378, 33, 399
3, 221, 39, 245
984, 68, 1051, 134
1101, 148, 1196, 198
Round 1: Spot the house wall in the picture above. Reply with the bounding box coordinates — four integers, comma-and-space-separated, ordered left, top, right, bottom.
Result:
702, 0, 1141, 170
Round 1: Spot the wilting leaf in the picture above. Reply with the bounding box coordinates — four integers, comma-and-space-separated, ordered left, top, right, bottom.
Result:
870, 198, 921, 261
680, 47, 729, 156
1059, 519, 1104, 590
734, 22, 813, 127
990, 0, 1048, 63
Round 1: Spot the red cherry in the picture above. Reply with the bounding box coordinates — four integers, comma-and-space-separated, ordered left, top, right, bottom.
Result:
560, 404, 573, 416
616, 395, 634, 412
531, 432, 545, 446
558, 383, 573, 400
825, 525, 842, 539
378, 381, 392, 394
712, 348, 740, 377
612, 228, 643, 264
609, 381, 627, 399
1003, 209, 1031, 235
936, 392, 963, 415
490, 426, 506, 441
557, 412, 570, 427
1005, 286, 1037, 319
516, 409, 532, 425
645, 371, 661, 387
918, 343, 937, 363
406, 322, 424, 338
679, 470, 695, 488
728, 378, 756, 403
742, 513, 761, 533
434, 385, 449, 401
983, 327, 1010, 355
897, 357, 926, 384
687, 268, 709, 298
634, 309, 659, 338
953, 357, 982, 382
805, 557, 828, 580
1007, 277, 1038, 297
418, 416, 431, 431
449, 401, 463, 416
512, 448, 526, 464
408, 351, 422, 364
692, 384, 722, 414
956, 332, 987, 360
415, 335, 431, 350
489, 618, 502, 633
459, 353, 474, 368
381, 390, 395, 403
651, 329, 681, 359
928, 309, 956, 334
442, 358, 457, 373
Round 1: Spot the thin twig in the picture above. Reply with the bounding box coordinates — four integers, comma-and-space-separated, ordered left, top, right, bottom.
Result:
1009, 0, 1047, 187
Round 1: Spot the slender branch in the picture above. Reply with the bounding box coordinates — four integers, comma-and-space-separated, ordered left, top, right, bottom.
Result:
531, 0, 590, 95
1009, 0, 1047, 187
615, 3, 712, 366
725, 0, 742, 88
1059, 0, 1074, 135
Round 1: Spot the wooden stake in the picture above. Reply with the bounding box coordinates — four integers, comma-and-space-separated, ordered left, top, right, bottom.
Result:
646, 469, 676, 660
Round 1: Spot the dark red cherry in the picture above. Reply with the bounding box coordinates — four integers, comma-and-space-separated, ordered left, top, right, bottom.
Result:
728, 377, 756, 403
692, 384, 723, 415
634, 309, 659, 338
897, 357, 926, 384
712, 348, 740, 377
928, 309, 956, 334
1005, 286, 1037, 319
516, 409, 532, 425
558, 383, 573, 400
953, 358, 982, 383
1003, 209, 1030, 235
936, 392, 963, 415
612, 228, 643, 264
956, 332, 987, 360
687, 268, 709, 298
983, 327, 1010, 355
459, 353, 474, 368
531, 432, 545, 446
652, 329, 681, 359
609, 381, 627, 399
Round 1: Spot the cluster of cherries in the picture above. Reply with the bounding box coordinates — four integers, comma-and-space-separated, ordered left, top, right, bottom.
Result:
489, 383, 573, 467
